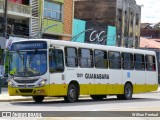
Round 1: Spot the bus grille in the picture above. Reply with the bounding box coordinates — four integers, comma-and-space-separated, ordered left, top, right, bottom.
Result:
18, 85, 35, 88
19, 89, 33, 93
14, 79, 38, 84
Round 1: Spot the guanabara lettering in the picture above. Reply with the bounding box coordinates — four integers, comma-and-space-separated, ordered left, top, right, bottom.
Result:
85, 73, 109, 79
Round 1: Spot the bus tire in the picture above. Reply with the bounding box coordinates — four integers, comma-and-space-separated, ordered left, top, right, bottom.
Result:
124, 83, 132, 100
90, 95, 106, 100
117, 83, 132, 100
33, 96, 44, 103
64, 84, 77, 103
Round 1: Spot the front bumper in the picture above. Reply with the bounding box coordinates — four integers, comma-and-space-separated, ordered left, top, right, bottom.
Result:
8, 85, 50, 96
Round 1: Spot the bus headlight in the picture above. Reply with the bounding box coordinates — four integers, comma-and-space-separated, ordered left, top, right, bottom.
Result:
8, 80, 17, 88
35, 79, 47, 88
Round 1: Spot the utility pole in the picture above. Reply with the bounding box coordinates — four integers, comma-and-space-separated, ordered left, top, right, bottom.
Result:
3, 0, 8, 38
0, 0, 8, 94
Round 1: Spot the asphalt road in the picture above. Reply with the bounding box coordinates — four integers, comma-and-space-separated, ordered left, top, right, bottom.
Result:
0, 91, 160, 120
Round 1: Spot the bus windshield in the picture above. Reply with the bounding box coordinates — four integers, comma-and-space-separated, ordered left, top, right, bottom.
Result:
9, 50, 47, 77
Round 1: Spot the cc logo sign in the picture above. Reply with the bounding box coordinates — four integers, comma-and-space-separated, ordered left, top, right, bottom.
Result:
89, 30, 106, 43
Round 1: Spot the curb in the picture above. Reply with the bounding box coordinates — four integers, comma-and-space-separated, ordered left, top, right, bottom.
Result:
0, 97, 64, 102
1, 91, 160, 102
0, 96, 90, 102
0, 98, 33, 102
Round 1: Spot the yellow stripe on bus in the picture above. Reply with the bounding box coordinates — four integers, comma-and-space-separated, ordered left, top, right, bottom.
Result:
8, 84, 158, 96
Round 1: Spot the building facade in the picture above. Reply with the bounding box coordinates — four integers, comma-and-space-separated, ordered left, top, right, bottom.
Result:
0, 0, 32, 75
74, 0, 141, 48
0, 0, 74, 76
140, 23, 160, 38
40, 0, 73, 40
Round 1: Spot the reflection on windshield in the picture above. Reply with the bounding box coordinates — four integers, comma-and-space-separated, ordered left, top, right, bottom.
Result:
9, 50, 47, 77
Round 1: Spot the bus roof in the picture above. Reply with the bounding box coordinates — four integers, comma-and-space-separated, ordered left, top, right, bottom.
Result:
12, 39, 156, 55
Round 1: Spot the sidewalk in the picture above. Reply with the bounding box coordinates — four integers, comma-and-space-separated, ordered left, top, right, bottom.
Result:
0, 87, 33, 102
0, 87, 65, 102
0, 87, 160, 102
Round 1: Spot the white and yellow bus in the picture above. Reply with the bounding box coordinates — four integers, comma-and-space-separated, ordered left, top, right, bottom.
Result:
8, 39, 158, 103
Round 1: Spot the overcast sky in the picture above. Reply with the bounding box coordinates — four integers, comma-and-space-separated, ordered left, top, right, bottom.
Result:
136, 0, 160, 23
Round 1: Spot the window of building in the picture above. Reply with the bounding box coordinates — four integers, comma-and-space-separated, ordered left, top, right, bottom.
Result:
65, 47, 78, 67
49, 49, 64, 73
130, 12, 134, 25
122, 53, 134, 70
94, 50, 108, 68
134, 54, 145, 70
118, 9, 122, 21
135, 36, 139, 48
79, 48, 93, 68
44, 1, 63, 21
145, 55, 156, 71
108, 51, 121, 69
136, 14, 139, 25
125, 11, 128, 22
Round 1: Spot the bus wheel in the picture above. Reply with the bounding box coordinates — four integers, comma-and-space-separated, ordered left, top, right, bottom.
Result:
90, 95, 106, 100
32, 96, 44, 103
64, 84, 77, 103
117, 83, 132, 100
124, 83, 132, 100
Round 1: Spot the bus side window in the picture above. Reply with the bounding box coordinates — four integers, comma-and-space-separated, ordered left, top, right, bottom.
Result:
78, 48, 93, 68
65, 47, 78, 67
122, 52, 134, 70
94, 50, 108, 68
134, 54, 145, 71
145, 55, 156, 71
108, 51, 121, 69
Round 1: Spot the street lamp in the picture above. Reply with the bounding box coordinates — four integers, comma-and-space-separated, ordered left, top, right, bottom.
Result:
71, 29, 94, 42
33, 24, 58, 39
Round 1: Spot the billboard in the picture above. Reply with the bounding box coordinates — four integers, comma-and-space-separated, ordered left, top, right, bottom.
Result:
72, 19, 116, 46
85, 21, 107, 45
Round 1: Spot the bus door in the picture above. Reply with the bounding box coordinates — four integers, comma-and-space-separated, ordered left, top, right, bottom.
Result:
49, 48, 66, 96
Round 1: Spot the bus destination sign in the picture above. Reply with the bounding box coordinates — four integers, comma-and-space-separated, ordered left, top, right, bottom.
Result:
10, 41, 47, 50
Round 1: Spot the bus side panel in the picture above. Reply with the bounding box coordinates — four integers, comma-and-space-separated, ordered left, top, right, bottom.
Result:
106, 69, 123, 94
65, 68, 95, 95
132, 71, 146, 94
146, 71, 158, 84
49, 84, 68, 96
145, 71, 158, 92
94, 69, 108, 94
